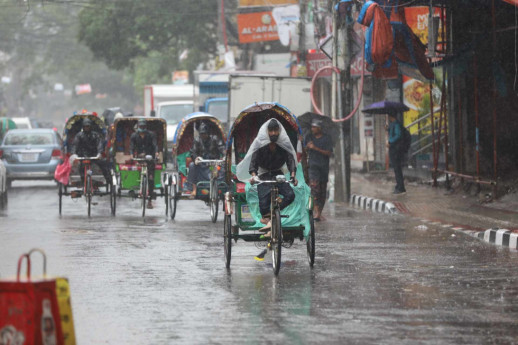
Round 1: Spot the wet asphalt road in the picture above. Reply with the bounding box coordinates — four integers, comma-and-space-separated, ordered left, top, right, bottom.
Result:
1, 181, 518, 345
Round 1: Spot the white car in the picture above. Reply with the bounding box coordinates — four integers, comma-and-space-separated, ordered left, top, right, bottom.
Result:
0, 159, 7, 207
11, 117, 33, 129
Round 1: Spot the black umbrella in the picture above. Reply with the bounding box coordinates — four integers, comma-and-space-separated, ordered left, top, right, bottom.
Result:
361, 100, 409, 115
298, 112, 340, 144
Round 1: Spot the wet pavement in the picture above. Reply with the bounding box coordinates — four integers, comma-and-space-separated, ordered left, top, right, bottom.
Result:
1, 181, 518, 344
350, 172, 518, 231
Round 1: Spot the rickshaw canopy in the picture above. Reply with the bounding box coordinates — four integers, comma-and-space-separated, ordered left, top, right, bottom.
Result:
62, 114, 106, 154
111, 117, 167, 157
225, 103, 306, 178
172, 112, 226, 156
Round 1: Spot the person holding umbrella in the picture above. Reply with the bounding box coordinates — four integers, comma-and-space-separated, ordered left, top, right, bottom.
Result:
386, 111, 406, 194
305, 118, 333, 221
362, 100, 410, 195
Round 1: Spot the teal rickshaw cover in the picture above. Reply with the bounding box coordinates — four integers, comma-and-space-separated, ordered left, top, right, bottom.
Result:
245, 163, 311, 237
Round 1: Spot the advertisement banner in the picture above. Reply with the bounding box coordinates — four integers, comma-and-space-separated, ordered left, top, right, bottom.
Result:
403, 7, 445, 134
239, 0, 298, 7
237, 12, 279, 43
402, 74, 442, 135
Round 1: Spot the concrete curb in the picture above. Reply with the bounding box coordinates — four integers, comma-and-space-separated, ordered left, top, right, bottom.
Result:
475, 228, 518, 249
350, 194, 517, 250
350, 194, 398, 214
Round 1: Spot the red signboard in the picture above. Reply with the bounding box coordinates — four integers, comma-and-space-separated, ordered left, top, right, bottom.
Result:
306, 52, 332, 78
237, 12, 279, 43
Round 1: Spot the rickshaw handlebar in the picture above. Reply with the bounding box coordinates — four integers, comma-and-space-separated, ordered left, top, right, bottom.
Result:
76, 156, 100, 161
196, 158, 225, 166
132, 156, 156, 163
254, 176, 295, 185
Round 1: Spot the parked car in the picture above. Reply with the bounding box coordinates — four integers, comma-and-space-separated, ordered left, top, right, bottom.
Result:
0, 129, 63, 187
0, 159, 7, 206
11, 117, 33, 129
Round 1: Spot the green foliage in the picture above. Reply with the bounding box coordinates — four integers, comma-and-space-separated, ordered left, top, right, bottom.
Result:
78, 0, 219, 71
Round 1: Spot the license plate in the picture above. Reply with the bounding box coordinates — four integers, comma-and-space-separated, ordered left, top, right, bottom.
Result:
20, 153, 38, 162
241, 204, 254, 223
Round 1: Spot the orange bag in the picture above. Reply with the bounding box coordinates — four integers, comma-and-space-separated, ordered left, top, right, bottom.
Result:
0, 249, 76, 345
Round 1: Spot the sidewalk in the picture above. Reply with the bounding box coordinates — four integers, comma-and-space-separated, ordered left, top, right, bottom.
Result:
348, 171, 518, 248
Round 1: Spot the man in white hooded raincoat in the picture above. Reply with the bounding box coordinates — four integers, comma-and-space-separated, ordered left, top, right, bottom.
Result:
236, 118, 298, 224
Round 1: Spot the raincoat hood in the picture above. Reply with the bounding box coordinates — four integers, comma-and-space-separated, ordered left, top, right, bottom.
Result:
235, 118, 297, 181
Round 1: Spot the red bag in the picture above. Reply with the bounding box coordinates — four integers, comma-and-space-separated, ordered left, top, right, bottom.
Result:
0, 250, 70, 345
54, 157, 71, 185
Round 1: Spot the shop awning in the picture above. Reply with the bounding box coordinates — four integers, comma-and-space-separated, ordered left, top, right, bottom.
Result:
502, 0, 518, 6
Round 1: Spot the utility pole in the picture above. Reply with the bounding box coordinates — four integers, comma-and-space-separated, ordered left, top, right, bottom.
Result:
332, 0, 344, 202
332, 0, 353, 202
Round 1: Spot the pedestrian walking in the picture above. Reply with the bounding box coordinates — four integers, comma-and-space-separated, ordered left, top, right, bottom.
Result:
386, 112, 406, 194
305, 118, 333, 221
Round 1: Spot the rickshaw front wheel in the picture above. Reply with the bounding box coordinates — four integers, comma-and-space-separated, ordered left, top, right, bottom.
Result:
307, 211, 316, 267
224, 214, 232, 268
58, 182, 63, 215
271, 208, 282, 275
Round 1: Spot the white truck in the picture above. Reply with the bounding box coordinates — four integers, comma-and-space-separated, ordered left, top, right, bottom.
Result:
144, 84, 195, 161
144, 84, 194, 118
228, 75, 312, 124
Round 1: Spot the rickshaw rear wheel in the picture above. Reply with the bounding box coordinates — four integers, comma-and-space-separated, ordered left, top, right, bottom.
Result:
210, 179, 219, 223
110, 183, 116, 216
307, 211, 316, 267
164, 183, 169, 216
224, 214, 232, 268
141, 175, 147, 217
86, 176, 92, 217
169, 183, 177, 220
271, 208, 282, 275
58, 182, 63, 215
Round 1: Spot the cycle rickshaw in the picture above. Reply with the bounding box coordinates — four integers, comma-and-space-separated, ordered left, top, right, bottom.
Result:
223, 102, 316, 275
58, 113, 116, 217
110, 117, 170, 217
169, 112, 227, 222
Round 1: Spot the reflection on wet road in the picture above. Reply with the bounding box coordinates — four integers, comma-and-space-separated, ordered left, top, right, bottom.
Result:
1, 182, 518, 344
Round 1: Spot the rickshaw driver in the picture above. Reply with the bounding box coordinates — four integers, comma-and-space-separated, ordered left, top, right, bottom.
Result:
187, 122, 225, 196
249, 119, 298, 226
130, 119, 159, 208
71, 118, 111, 188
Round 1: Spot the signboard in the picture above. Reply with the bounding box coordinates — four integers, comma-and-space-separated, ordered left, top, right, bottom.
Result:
239, 0, 298, 7
75, 84, 91, 95
404, 6, 446, 52
172, 71, 189, 85
364, 114, 374, 137
305, 52, 332, 78
237, 12, 279, 43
